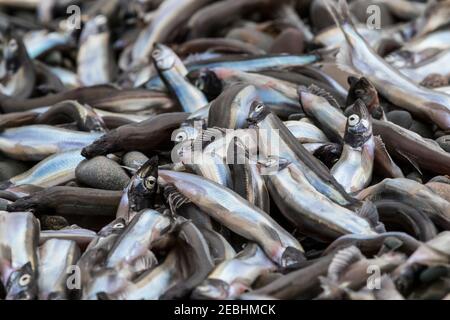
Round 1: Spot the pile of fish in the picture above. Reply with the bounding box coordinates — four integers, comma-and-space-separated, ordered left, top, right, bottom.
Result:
1, 0, 450, 300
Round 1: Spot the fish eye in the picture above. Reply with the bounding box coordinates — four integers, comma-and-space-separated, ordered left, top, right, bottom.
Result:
355, 89, 365, 96
152, 49, 162, 58
145, 176, 156, 189
19, 274, 31, 286
176, 132, 187, 142
113, 222, 124, 229
348, 114, 360, 126
255, 103, 264, 113
8, 39, 18, 51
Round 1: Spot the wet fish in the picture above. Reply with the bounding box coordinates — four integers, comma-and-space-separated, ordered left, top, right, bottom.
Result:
192, 243, 276, 300
38, 239, 80, 300
326, 0, 450, 131
0, 211, 39, 300
159, 170, 305, 267
0, 125, 102, 161
331, 100, 375, 193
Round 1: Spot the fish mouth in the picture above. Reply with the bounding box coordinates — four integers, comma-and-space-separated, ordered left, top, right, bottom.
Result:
281, 246, 306, 269
191, 279, 230, 300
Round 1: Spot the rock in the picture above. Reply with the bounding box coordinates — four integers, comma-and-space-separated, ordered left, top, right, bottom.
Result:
437, 135, 450, 153
409, 120, 433, 139
76, 156, 130, 191
122, 151, 150, 171
387, 110, 412, 129
0, 158, 29, 181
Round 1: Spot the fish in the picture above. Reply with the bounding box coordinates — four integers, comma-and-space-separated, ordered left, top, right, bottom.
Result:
192, 243, 276, 300
38, 239, 80, 300
0, 35, 35, 99
0, 211, 39, 300
0, 125, 102, 161
23, 29, 74, 59
131, 0, 212, 66
151, 43, 208, 113
158, 170, 305, 267
116, 157, 159, 222
39, 228, 97, 247
331, 100, 375, 193
325, 0, 450, 131
77, 15, 116, 86
105, 209, 171, 279
1, 150, 85, 189
81, 112, 189, 158
260, 156, 378, 241
284, 120, 330, 143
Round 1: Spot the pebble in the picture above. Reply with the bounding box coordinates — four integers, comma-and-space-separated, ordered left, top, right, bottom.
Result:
437, 136, 450, 153
122, 151, 150, 171
387, 110, 413, 129
0, 158, 29, 181
75, 156, 130, 190
409, 120, 433, 139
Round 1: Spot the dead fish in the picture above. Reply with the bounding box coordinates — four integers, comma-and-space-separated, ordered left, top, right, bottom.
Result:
159, 170, 305, 267
397, 49, 450, 84
358, 178, 450, 230
326, 0, 450, 131
331, 100, 375, 193
77, 15, 116, 86
0, 125, 102, 161
131, 0, 211, 66
260, 156, 378, 241
0, 211, 39, 300
0, 35, 35, 99
284, 120, 330, 144
177, 38, 265, 56
192, 243, 276, 300
81, 112, 189, 158
152, 43, 208, 113
116, 157, 159, 222
105, 209, 171, 279
23, 29, 74, 59
38, 239, 80, 300
346, 76, 385, 120
35, 101, 107, 133
1, 150, 85, 189
7, 186, 122, 217
39, 228, 97, 247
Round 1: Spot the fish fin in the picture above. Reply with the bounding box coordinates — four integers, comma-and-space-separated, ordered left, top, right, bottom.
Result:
374, 135, 404, 178
328, 246, 363, 282
120, 165, 138, 174
307, 84, 342, 109
335, 42, 357, 75
397, 149, 422, 175
132, 250, 157, 274
355, 200, 385, 231
318, 276, 348, 299
163, 185, 191, 215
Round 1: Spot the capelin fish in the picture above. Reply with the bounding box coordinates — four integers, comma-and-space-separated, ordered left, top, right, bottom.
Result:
161, 218, 215, 299
35, 101, 107, 133
346, 77, 385, 120
158, 170, 305, 267
325, 0, 450, 131
0, 125, 102, 161
232, 137, 270, 213
47, 66, 80, 89
77, 15, 116, 86
0, 35, 35, 99
116, 157, 159, 222
144, 54, 319, 91
7, 186, 122, 217
0, 85, 174, 114
192, 243, 276, 300
299, 88, 404, 178
284, 120, 330, 143
77, 218, 127, 290
81, 112, 189, 158
152, 43, 208, 113
208, 83, 258, 129
1, 150, 84, 190
23, 29, 74, 59
172, 132, 233, 189
105, 209, 172, 279
248, 102, 355, 207
357, 178, 450, 230
177, 37, 265, 56
260, 157, 378, 241
38, 239, 80, 300
331, 100, 375, 194
372, 118, 450, 175
0, 211, 39, 300
131, 0, 212, 66
396, 49, 450, 84
106, 246, 181, 300
192, 68, 300, 118
39, 228, 98, 247
412, 0, 450, 39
